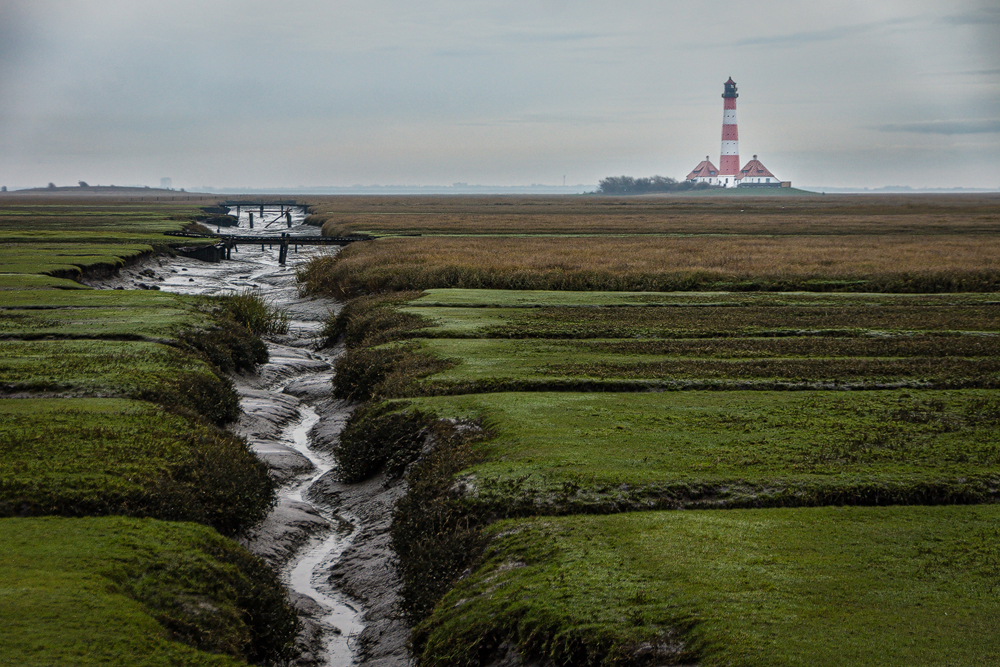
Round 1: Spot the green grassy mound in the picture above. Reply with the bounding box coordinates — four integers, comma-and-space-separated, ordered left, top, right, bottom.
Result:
0, 340, 239, 424
0, 290, 269, 376
0, 243, 155, 277
383, 336, 1000, 394
0, 300, 209, 341
0, 274, 92, 290
402, 299, 1000, 340
0, 398, 274, 535
362, 390, 1000, 511
415, 505, 1000, 667
0, 516, 299, 666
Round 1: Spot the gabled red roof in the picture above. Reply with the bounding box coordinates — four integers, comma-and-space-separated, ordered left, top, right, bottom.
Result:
686, 157, 720, 180
735, 155, 776, 180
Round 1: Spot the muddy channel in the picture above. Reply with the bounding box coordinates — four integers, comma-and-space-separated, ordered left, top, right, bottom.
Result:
89, 207, 410, 667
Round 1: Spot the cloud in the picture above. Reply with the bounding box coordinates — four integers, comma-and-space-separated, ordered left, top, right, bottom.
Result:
876, 119, 1000, 134
731, 17, 912, 48
942, 5, 1000, 25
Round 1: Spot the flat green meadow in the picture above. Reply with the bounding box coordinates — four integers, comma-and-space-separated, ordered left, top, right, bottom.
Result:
416, 505, 1000, 667
399, 389, 1000, 509
320, 254, 1000, 665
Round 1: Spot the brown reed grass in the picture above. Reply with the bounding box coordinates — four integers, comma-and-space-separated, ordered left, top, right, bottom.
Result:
303, 193, 1000, 237
300, 234, 1000, 297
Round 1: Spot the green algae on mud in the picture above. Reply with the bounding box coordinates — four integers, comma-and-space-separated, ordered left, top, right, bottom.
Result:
415, 505, 1000, 667
0, 516, 299, 666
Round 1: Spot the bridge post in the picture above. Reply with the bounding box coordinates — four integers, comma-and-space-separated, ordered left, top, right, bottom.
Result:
249, 212, 254, 229
286, 211, 292, 228
278, 233, 289, 265
260, 204, 265, 217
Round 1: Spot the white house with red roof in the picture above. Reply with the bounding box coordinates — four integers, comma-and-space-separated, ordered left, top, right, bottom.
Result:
685, 157, 721, 186
734, 155, 781, 187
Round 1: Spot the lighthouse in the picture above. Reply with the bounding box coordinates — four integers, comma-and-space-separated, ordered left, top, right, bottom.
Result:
684, 78, 789, 189
720, 77, 739, 184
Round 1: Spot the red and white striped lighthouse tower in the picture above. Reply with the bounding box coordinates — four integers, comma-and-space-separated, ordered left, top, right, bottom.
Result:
720, 77, 740, 181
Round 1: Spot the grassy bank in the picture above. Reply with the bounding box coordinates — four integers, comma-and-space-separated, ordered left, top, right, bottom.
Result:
0, 398, 273, 534
373, 390, 1000, 511
414, 505, 1000, 666
0, 516, 299, 666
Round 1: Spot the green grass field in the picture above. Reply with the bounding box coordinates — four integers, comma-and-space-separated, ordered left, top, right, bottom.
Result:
0, 340, 239, 422
393, 390, 1000, 510
0, 243, 157, 277
0, 398, 273, 534
0, 516, 298, 666
415, 505, 1000, 667
392, 336, 1000, 393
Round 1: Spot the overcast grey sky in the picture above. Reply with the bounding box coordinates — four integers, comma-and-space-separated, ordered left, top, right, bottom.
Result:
1, 0, 998, 190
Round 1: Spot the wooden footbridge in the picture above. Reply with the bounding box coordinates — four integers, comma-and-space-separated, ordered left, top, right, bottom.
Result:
165, 231, 372, 265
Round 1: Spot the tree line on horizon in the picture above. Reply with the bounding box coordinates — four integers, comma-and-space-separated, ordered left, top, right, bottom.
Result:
597, 175, 714, 194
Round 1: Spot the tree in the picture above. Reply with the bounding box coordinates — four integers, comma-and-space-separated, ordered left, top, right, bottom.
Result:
78, 181, 89, 187
1, 186, 7, 192
598, 174, 714, 194
47, 182, 56, 189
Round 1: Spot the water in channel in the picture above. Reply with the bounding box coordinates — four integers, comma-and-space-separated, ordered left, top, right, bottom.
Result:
157, 206, 363, 666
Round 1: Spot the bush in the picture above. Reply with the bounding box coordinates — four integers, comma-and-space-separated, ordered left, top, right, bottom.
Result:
178, 319, 269, 374
320, 291, 428, 348
333, 343, 454, 401
220, 289, 289, 336
331, 401, 434, 482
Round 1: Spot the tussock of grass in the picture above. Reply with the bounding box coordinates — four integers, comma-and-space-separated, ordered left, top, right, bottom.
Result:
330, 401, 436, 482
415, 506, 1000, 667
0, 398, 275, 535
219, 288, 289, 336
0, 516, 299, 666
333, 343, 455, 401
389, 415, 489, 623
